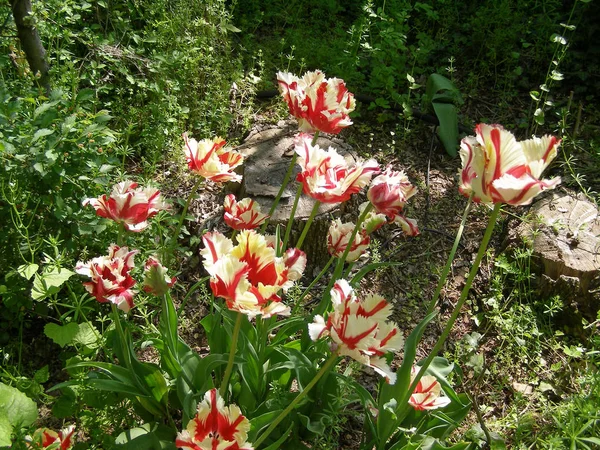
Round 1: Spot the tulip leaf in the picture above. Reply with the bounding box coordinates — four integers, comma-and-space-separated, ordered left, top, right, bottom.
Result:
432, 102, 459, 157
425, 73, 462, 157
377, 311, 437, 445
261, 422, 294, 450
0, 382, 38, 446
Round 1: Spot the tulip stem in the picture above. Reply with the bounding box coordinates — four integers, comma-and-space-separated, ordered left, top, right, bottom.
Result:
220, 312, 244, 398
315, 203, 373, 316
294, 255, 335, 314
261, 132, 319, 233
385, 203, 501, 446
254, 352, 339, 449
116, 223, 126, 247
282, 184, 303, 250
169, 176, 203, 264
426, 194, 473, 316
295, 200, 320, 250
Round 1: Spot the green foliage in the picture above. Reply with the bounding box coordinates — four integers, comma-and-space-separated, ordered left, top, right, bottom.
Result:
425, 74, 462, 156
0, 382, 38, 446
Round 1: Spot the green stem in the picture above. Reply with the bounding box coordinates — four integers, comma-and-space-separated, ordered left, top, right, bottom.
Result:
254, 352, 339, 449
220, 312, 244, 397
230, 229, 238, 243
282, 184, 303, 250
116, 223, 126, 247
111, 304, 133, 371
168, 176, 203, 264
261, 153, 298, 233
295, 200, 320, 250
316, 203, 373, 316
387, 203, 502, 446
261, 131, 319, 233
294, 255, 335, 314
426, 194, 473, 316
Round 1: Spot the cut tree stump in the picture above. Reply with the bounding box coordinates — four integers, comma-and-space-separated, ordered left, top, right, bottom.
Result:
516, 191, 600, 319
234, 121, 358, 274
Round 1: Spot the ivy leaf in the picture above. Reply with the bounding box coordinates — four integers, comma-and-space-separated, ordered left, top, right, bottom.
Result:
0, 382, 38, 446
44, 323, 80, 348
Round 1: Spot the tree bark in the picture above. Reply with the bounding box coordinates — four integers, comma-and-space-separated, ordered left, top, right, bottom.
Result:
11, 0, 50, 94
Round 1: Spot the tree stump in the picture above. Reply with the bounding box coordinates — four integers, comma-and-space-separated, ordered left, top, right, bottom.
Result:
516, 191, 600, 319
234, 121, 358, 274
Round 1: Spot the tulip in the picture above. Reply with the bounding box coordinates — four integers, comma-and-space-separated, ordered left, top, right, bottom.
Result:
309, 280, 403, 384
26, 425, 75, 449
83, 181, 168, 232
295, 133, 379, 204
201, 230, 306, 318
176, 389, 253, 450
327, 219, 371, 262
408, 367, 451, 411
277, 70, 355, 134
183, 133, 243, 183
367, 167, 419, 236
142, 256, 176, 296
223, 194, 269, 230
75, 244, 138, 312
459, 124, 561, 205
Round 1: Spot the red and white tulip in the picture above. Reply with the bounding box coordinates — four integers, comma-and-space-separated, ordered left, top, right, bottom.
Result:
83, 181, 169, 232
277, 70, 356, 134
459, 124, 561, 205
176, 388, 253, 450
367, 167, 419, 236
223, 194, 269, 230
142, 256, 176, 296
75, 244, 138, 312
295, 133, 379, 204
327, 219, 371, 262
183, 133, 244, 183
408, 367, 451, 411
309, 280, 403, 384
26, 425, 75, 449
201, 230, 306, 318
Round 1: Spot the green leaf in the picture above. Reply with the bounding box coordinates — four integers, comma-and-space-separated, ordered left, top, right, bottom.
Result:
73, 322, 100, 349
33, 365, 49, 384
350, 262, 404, 285
0, 382, 38, 446
377, 311, 437, 443
432, 102, 459, 157
31, 268, 75, 300
32, 128, 54, 143
17, 263, 38, 280
0, 415, 11, 447
44, 322, 80, 347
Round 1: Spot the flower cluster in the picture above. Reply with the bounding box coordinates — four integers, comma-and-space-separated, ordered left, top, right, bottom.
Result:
223, 194, 269, 230
75, 244, 138, 312
295, 133, 379, 204
459, 124, 561, 205
408, 367, 451, 411
277, 70, 355, 134
83, 181, 169, 232
309, 280, 404, 384
183, 133, 244, 183
26, 425, 75, 449
201, 230, 306, 318
176, 389, 253, 450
